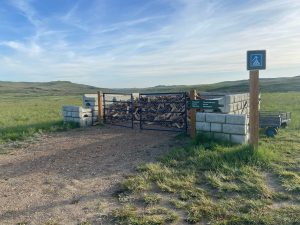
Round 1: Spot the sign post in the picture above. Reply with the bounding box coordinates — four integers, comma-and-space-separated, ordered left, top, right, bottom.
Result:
189, 90, 197, 138
97, 91, 103, 123
247, 50, 266, 149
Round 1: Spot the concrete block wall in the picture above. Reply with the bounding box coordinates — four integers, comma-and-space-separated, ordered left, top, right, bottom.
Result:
201, 93, 250, 115
62, 106, 93, 127
196, 112, 249, 144
83, 94, 99, 124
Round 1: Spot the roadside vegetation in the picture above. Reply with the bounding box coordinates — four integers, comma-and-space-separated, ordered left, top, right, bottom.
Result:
0, 94, 81, 144
111, 93, 300, 224
0, 88, 299, 224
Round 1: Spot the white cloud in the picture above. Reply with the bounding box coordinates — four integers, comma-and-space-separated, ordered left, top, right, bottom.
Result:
1, 0, 300, 87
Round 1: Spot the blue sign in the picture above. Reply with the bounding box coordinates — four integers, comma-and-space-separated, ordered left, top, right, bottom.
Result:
247, 50, 266, 70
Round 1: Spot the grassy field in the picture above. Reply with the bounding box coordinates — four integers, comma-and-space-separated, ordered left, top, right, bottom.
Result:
0, 94, 82, 144
111, 92, 300, 225
0, 90, 299, 224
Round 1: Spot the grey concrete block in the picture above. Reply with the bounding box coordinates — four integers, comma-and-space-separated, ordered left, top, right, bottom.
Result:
213, 133, 230, 141
64, 116, 72, 122
231, 134, 249, 144
196, 122, 211, 131
221, 104, 234, 113
233, 103, 239, 111
223, 124, 247, 135
62, 105, 81, 112
84, 101, 98, 107
211, 123, 222, 132
225, 95, 235, 104
226, 114, 247, 125
206, 113, 226, 123
215, 97, 225, 106
196, 113, 206, 122
71, 112, 92, 118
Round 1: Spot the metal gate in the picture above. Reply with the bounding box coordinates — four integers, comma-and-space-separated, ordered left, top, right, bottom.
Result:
139, 92, 187, 132
103, 92, 188, 132
103, 93, 134, 128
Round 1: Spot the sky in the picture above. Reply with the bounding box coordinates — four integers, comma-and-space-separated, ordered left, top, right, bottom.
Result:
0, 0, 299, 88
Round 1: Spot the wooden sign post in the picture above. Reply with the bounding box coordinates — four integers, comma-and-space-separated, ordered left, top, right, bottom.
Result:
247, 50, 266, 149
249, 70, 259, 148
97, 91, 104, 123
189, 89, 197, 138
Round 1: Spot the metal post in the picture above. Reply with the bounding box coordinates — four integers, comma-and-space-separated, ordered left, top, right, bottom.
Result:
189, 89, 197, 138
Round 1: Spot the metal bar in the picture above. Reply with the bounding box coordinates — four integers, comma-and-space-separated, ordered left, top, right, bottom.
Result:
139, 127, 184, 132
103, 100, 132, 103
139, 93, 143, 130
103, 92, 106, 123
106, 123, 134, 128
139, 101, 186, 104
140, 92, 186, 96
103, 92, 132, 95
140, 109, 185, 114
140, 119, 183, 123
103, 108, 131, 113
184, 93, 188, 134
131, 94, 134, 129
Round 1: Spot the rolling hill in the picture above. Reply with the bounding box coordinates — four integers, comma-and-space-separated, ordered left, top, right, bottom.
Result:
0, 76, 300, 96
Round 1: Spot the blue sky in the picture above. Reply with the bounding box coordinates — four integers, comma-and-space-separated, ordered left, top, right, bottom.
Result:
0, 0, 299, 88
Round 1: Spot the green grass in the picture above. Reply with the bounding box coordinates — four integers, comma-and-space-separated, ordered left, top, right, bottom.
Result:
0, 95, 82, 144
111, 92, 300, 224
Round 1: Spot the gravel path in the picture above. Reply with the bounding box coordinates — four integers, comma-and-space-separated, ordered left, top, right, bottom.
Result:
0, 126, 175, 225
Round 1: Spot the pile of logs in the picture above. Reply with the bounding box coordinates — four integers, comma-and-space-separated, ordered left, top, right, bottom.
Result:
139, 94, 186, 129
104, 94, 187, 129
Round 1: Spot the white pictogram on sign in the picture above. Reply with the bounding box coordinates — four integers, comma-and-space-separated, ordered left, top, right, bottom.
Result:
251, 55, 261, 66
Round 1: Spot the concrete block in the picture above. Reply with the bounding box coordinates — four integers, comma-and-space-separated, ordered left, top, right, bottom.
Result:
211, 123, 222, 132
215, 97, 225, 106
196, 113, 206, 122
234, 95, 240, 103
231, 134, 249, 144
226, 114, 247, 125
223, 124, 247, 135
225, 95, 235, 104
62, 105, 81, 112
84, 101, 98, 107
71, 111, 92, 118
213, 133, 230, 141
222, 104, 234, 113
233, 103, 239, 111
238, 102, 242, 110
206, 113, 226, 123
196, 122, 211, 131
64, 116, 72, 122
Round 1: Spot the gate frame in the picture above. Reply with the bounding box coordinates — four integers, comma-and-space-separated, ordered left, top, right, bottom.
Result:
102, 92, 134, 129
139, 92, 188, 133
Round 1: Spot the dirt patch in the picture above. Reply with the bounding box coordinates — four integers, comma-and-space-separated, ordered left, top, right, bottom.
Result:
0, 125, 176, 225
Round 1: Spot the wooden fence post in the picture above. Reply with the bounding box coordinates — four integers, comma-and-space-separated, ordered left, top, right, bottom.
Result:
189, 89, 197, 138
98, 91, 103, 123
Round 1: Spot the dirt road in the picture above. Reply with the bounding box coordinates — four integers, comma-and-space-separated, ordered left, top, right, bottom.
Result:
0, 126, 175, 225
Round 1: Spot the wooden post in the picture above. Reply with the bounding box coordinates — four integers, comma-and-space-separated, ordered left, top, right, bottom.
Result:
249, 70, 259, 149
189, 89, 197, 138
97, 91, 103, 123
